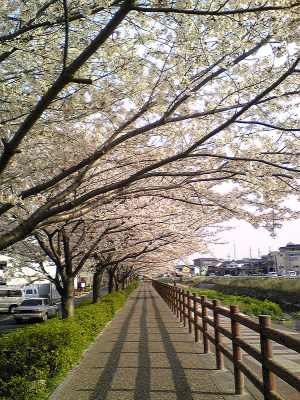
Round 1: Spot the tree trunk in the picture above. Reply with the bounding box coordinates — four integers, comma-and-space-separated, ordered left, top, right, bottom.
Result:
121, 279, 125, 290
114, 275, 119, 291
92, 270, 103, 303
61, 278, 75, 319
108, 271, 114, 293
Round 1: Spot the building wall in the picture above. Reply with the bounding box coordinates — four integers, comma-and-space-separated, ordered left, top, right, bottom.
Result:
193, 258, 220, 275
271, 245, 300, 273
175, 265, 199, 276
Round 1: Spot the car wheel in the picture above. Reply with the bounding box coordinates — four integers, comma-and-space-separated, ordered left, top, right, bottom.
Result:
42, 313, 48, 322
9, 305, 17, 314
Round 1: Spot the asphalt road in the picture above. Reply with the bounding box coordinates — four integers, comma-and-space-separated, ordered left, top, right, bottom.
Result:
0, 287, 108, 333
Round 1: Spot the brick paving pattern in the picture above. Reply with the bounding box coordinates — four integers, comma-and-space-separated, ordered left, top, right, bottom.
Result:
51, 283, 257, 400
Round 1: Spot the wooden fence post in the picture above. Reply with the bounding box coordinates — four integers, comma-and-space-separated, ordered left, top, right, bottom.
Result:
193, 293, 199, 342
259, 315, 276, 399
213, 299, 224, 370
183, 291, 187, 327
201, 295, 209, 353
180, 290, 183, 322
187, 291, 192, 333
230, 305, 244, 394
152, 280, 300, 400
172, 282, 176, 313
176, 287, 180, 318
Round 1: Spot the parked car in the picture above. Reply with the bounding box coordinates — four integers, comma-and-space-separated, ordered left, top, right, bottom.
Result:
0, 286, 25, 313
13, 298, 58, 323
287, 270, 297, 278
0, 285, 50, 313
267, 272, 278, 278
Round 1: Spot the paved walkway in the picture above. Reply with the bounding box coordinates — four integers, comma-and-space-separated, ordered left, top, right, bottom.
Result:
51, 283, 259, 400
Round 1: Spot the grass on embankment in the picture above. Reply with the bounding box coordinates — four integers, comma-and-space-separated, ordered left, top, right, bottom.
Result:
185, 286, 284, 320
193, 276, 300, 294
191, 277, 300, 311
0, 283, 138, 400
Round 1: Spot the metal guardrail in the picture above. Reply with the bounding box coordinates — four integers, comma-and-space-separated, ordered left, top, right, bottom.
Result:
152, 280, 300, 400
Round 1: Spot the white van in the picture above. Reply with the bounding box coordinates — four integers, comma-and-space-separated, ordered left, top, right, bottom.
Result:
23, 286, 39, 297
0, 286, 25, 313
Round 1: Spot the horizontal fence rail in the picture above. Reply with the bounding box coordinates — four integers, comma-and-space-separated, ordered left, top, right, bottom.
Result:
152, 280, 300, 400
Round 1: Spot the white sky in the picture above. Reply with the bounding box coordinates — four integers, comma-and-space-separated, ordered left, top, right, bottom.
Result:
194, 217, 300, 260
195, 188, 300, 261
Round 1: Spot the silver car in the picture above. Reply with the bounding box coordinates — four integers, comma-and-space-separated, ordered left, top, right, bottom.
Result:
14, 298, 58, 323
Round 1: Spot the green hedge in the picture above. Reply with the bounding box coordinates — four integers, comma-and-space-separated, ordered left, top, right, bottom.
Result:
0, 283, 138, 400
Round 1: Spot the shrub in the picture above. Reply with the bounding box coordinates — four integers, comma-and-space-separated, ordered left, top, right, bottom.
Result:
190, 288, 283, 319
0, 282, 138, 400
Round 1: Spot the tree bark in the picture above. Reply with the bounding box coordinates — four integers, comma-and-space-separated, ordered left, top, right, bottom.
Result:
114, 275, 119, 291
108, 270, 114, 293
92, 270, 103, 303
121, 278, 126, 290
61, 278, 75, 318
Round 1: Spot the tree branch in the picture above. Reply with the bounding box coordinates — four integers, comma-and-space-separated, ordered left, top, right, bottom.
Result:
132, 3, 300, 16
0, 0, 133, 175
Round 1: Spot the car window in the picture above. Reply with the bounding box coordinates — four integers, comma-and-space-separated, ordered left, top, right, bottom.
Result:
0, 290, 8, 297
26, 289, 33, 294
21, 299, 43, 306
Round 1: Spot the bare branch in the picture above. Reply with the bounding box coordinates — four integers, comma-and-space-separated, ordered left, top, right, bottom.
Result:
132, 3, 300, 16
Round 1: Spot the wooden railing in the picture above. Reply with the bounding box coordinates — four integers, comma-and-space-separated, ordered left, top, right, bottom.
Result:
152, 280, 300, 400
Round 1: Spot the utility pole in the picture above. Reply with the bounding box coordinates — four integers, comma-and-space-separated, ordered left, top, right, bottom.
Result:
249, 247, 252, 259
233, 242, 237, 260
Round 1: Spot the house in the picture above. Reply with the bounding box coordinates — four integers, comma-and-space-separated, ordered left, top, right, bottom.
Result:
209, 258, 266, 276
193, 257, 221, 275
271, 243, 300, 275
175, 264, 200, 277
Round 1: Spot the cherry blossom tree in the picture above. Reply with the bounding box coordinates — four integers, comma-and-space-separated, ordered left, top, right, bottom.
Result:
6, 213, 124, 317
89, 193, 221, 293
0, 0, 299, 256
5, 191, 222, 316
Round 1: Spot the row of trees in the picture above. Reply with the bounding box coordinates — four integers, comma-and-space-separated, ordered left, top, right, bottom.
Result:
1, 1, 299, 317
9, 194, 221, 316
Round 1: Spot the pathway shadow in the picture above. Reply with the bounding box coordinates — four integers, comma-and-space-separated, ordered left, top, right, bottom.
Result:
75, 283, 234, 400
82, 289, 141, 400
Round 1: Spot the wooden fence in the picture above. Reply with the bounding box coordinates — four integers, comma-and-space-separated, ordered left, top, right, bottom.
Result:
152, 280, 300, 400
